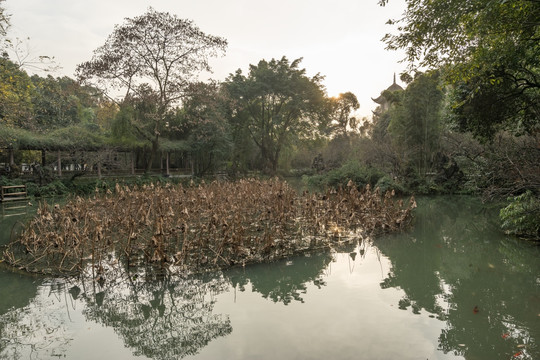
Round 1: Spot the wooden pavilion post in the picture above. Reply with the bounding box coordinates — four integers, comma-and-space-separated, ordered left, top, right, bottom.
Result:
131, 151, 135, 175
57, 150, 62, 176
166, 152, 170, 176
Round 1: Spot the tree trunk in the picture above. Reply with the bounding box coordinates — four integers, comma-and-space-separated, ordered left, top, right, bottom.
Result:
145, 136, 159, 173
260, 143, 274, 174
270, 150, 280, 175
8, 148, 14, 166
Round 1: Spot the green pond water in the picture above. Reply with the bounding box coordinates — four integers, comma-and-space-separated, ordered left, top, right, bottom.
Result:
0, 196, 538, 359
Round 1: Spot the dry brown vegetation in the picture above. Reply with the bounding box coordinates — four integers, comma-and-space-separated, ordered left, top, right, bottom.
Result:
3, 178, 416, 276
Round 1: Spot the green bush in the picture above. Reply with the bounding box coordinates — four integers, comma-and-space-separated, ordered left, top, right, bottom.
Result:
43, 181, 69, 196
288, 168, 316, 177
303, 160, 385, 190
24, 182, 40, 196
0, 176, 14, 187
2, 174, 194, 200
500, 191, 540, 238
375, 176, 406, 195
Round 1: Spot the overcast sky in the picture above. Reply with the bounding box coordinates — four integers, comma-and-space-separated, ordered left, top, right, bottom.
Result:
4, 0, 406, 118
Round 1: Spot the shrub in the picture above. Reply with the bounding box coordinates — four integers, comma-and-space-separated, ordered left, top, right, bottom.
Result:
24, 182, 40, 197
303, 160, 384, 190
42, 180, 69, 196
375, 176, 406, 195
500, 191, 540, 238
0, 176, 15, 187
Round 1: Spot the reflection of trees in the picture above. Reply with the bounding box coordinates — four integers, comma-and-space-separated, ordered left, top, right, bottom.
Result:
80, 267, 232, 360
0, 211, 34, 247
0, 279, 73, 359
0, 270, 39, 315
0, 245, 334, 359
226, 248, 335, 305
377, 196, 540, 359
1, 209, 44, 358
0, 265, 232, 360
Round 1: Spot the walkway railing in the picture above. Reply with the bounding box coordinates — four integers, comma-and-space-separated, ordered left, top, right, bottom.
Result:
0, 185, 28, 202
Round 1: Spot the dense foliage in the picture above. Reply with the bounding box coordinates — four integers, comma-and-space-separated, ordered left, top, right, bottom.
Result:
225, 57, 329, 173
500, 191, 540, 238
380, 0, 540, 139
372, 0, 540, 237
387, 71, 443, 177
0, 55, 34, 128
0, 6, 357, 178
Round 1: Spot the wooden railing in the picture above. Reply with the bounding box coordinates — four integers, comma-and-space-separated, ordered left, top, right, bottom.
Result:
0, 185, 28, 202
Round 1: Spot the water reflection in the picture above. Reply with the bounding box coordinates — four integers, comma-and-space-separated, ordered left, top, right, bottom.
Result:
226, 248, 334, 305
0, 278, 73, 359
0, 267, 233, 359
81, 269, 232, 360
377, 196, 540, 360
0, 204, 43, 358
0, 247, 335, 359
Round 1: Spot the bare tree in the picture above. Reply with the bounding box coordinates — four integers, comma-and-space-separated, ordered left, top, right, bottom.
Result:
76, 7, 227, 172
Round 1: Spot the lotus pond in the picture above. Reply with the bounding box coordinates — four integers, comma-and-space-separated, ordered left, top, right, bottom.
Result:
0, 195, 539, 359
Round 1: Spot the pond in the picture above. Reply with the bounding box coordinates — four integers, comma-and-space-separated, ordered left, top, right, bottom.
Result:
0, 196, 538, 359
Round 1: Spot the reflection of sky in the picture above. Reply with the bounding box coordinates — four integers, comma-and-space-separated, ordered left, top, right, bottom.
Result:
4, 228, 536, 359
0, 273, 232, 360
204, 245, 462, 360
0, 280, 136, 360
1, 242, 462, 360
64, 307, 136, 360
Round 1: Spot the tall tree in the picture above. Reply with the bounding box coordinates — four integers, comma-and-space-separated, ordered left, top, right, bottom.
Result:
0, 56, 34, 128
225, 57, 328, 174
178, 81, 232, 176
111, 84, 161, 154
380, 0, 540, 138
31, 75, 82, 130
388, 71, 444, 176
76, 7, 227, 172
328, 92, 360, 136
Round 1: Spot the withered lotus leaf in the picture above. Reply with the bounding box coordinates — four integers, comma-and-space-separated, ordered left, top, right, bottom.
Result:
3, 178, 414, 276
